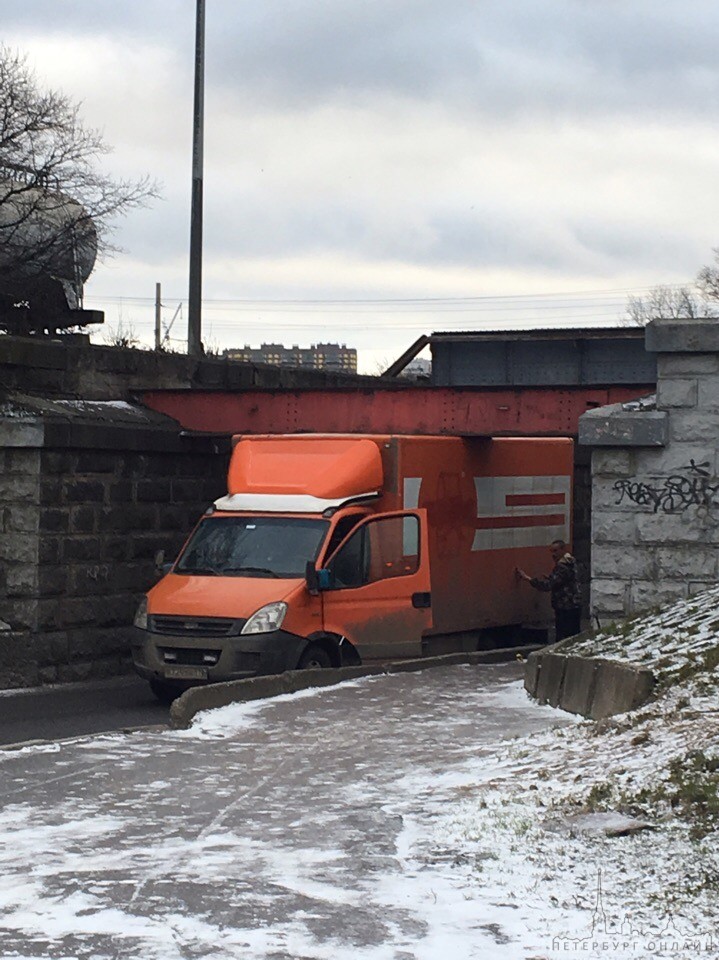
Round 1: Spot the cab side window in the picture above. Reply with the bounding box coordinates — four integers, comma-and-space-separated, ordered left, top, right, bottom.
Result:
329, 524, 369, 588
327, 515, 420, 589
323, 515, 364, 561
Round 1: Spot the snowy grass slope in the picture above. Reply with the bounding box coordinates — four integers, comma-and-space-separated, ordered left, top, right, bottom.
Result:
556, 585, 719, 687
431, 589, 719, 957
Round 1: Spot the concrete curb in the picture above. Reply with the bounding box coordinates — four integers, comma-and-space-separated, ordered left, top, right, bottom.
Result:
524, 649, 655, 720
169, 645, 540, 729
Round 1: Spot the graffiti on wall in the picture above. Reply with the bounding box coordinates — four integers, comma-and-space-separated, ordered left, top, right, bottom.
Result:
613, 460, 719, 514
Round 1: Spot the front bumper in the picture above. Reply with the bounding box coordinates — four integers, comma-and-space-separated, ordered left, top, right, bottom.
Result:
131, 626, 309, 686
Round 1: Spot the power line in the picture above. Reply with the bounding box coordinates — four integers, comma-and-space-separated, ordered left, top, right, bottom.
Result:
84, 282, 690, 309
91, 282, 683, 346
96, 316, 636, 335
91, 306, 634, 326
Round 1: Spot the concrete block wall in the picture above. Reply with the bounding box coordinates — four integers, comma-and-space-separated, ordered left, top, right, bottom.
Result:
0, 335, 381, 690
31, 448, 226, 684
1, 448, 41, 634
580, 319, 719, 624
0, 336, 375, 401
571, 444, 592, 614
0, 406, 227, 687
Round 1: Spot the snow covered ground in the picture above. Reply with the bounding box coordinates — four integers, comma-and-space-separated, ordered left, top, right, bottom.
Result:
1, 591, 718, 960
434, 587, 719, 958
432, 680, 719, 958
561, 584, 719, 686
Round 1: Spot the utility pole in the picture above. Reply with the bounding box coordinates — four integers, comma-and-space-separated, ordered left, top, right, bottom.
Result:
188, 0, 205, 357
154, 282, 162, 350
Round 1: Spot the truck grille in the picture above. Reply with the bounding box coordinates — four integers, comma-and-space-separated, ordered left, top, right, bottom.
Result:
149, 615, 239, 637
160, 647, 221, 666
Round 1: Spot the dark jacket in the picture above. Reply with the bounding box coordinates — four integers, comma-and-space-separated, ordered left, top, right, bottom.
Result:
530, 553, 581, 610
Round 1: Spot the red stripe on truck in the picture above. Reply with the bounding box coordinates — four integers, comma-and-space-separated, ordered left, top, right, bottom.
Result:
475, 514, 566, 529
505, 493, 566, 506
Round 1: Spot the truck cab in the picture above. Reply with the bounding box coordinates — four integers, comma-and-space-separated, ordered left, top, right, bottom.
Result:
131, 437, 432, 700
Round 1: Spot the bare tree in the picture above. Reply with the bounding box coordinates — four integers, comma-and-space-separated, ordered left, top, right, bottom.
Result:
103, 312, 140, 349
695, 248, 719, 303
0, 46, 158, 332
625, 246, 719, 326
625, 285, 713, 325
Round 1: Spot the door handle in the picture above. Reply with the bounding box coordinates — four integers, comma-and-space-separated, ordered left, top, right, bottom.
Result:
412, 592, 431, 609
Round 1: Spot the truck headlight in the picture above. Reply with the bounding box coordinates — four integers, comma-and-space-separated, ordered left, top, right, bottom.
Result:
241, 601, 287, 635
133, 597, 148, 630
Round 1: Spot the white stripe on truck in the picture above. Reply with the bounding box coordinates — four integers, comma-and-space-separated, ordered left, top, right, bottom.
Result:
471, 475, 570, 551
403, 477, 422, 510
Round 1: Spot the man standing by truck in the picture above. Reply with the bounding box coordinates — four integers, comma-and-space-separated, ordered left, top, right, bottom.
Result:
515, 539, 582, 641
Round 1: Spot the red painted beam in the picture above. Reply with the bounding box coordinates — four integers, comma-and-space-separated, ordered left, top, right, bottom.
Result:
141, 385, 653, 437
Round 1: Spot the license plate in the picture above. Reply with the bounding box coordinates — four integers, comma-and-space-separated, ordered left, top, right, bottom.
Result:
164, 665, 208, 681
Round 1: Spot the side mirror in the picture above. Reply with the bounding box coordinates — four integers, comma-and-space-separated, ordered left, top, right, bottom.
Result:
305, 561, 319, 595
305, 562, 331, 595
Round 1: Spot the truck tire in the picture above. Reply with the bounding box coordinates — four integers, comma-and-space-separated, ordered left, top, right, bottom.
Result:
298, 644, 332, 669
149, 678, 183, 704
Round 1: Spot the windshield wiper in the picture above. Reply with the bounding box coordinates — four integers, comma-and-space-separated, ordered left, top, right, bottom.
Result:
179, 566, 221, 576
221, 566, 280, 578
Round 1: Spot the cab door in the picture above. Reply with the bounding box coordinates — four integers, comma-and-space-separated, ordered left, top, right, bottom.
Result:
319, 510, 432, 660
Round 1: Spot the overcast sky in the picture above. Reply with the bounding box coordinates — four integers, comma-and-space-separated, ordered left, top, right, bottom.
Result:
5, 2, 719, 369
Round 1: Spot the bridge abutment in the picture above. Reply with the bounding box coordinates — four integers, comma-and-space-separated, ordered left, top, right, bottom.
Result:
580, 317, 719, 624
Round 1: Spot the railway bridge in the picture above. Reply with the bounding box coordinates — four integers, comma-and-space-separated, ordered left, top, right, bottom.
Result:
139, 327, 656, 607
0, 326, 656, 687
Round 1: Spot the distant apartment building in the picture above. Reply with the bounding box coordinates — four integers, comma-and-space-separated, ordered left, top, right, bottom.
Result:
223, 342, 357, 373
400, 357, 432, 379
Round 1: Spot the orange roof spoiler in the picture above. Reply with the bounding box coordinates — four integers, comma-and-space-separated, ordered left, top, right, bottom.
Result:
228, 436, 384, 500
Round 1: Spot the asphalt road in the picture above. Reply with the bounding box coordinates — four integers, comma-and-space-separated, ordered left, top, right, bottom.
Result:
0, 663, 571, 959
0, 674, 169, 746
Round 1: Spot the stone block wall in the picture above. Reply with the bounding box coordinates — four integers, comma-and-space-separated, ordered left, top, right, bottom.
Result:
571, 444, 592, 613
0, 404, 227, 687
580, 319, 719, 624
1, 448, 41, 636
0, 335, 378, 690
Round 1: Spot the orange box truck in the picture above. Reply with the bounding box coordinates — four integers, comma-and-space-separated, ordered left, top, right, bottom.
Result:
131, 434, 573, 700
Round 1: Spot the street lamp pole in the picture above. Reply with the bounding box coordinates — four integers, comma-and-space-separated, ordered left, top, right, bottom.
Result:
188, 0, 205, 357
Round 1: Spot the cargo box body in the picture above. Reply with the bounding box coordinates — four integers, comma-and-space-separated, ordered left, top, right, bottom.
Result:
369, 435, 572, 638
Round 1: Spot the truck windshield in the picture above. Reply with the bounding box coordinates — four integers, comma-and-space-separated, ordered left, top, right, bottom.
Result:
174, 516, 329, 579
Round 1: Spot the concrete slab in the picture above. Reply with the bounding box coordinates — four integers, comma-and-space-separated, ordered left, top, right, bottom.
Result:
590, 660, 655, 720
171, 648, 546, 728
534, 653, 567, 707
579, 407, 668, 447
523, 652, 541, 697
550, 812, 653, 837
646, 317, 719, 354
559, 657, 599, 717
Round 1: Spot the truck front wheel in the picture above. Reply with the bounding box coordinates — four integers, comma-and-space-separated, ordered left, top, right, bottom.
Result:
149, 678, 183, 704
298, 644, 332, 669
